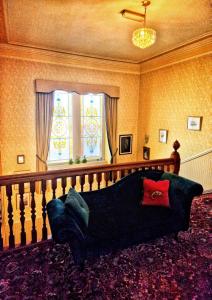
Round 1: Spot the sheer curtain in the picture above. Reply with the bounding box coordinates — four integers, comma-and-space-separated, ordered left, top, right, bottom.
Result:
36, 92, 54, 172
105, 95, 118, 164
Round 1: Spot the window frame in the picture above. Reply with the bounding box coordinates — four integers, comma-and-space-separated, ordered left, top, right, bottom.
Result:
47, 91, 106, 166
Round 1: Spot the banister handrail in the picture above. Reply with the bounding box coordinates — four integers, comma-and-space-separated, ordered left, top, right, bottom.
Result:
0, 158, 175, 186
181, 148, 212, 164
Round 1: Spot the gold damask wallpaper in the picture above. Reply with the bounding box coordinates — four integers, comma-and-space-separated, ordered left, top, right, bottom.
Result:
1, 54, 211, 176
138, 54, 212, 161
0, 57, 140, 175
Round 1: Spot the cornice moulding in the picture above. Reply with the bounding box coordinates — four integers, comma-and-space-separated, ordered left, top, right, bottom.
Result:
0, 43, 140, 75
140, 33, 212, 74
0, 33, 211, 75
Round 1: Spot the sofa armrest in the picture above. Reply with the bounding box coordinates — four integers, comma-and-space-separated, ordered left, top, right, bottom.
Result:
161, 172, 203, 198
161, 172, 203, 230
47, 199, 85, 243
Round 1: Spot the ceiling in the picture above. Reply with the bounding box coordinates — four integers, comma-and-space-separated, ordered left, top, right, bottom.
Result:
1, 0, 212, 63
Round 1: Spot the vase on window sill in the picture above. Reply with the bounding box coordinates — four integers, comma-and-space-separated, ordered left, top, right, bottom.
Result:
82, 156, 87, 163
69, 159, 73, 165
75, 156, 81, 164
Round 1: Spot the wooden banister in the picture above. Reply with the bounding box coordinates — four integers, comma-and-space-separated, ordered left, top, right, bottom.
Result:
0, 141, 180, 251
0, 158, 175, 186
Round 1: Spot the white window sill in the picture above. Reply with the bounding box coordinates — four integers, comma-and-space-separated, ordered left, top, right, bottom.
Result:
48, 160, 108, 171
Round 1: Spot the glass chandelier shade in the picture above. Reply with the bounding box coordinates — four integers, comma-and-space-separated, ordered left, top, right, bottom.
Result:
132, 27, 156, 49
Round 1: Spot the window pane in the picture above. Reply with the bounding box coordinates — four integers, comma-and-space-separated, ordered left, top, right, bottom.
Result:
48, 91, 73, 162
48, 138, 71, 161
80, 94, 103, 159
81, 137, 102, 158
81, 94, 102, 116
81, 117, 102, 137
54, 91, 72, 116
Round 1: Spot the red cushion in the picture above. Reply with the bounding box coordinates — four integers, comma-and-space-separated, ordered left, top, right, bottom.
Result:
142, 179, 170, 207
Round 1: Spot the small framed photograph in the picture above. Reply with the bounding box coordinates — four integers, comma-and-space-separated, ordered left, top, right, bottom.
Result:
16, 193, 31, 210
143, 147, 150, 160
187, 116, 202, 131
119, 134, 133, 155
17, 155, 25, 164
159, 129, 168, 143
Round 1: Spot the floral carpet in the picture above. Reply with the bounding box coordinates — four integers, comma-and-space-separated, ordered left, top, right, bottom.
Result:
0, 194, 211, 300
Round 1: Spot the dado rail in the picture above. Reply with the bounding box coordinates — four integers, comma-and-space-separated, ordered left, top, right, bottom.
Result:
0, 141, 180, 251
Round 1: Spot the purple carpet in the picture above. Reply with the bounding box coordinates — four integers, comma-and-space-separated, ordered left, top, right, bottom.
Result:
0, 194, 211, 300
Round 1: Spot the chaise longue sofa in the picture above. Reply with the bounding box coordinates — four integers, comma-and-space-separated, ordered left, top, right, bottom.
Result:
47, 170, 203, 266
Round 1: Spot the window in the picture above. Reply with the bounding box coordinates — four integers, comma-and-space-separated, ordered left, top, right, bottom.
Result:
48, 90, 105, 164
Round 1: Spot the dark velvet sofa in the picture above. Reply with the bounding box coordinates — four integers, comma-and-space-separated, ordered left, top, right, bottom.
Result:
47, 170, 203, 265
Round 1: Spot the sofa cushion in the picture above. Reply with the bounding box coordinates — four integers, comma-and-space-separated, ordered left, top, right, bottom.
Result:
65, 188, 89, 227
141, 179, 170, 207
47, 198, 85, 243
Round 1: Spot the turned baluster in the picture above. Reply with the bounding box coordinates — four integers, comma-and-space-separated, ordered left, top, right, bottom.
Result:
88, 174, 94, 191
61, 177, 67, 195
0, 215, 3, 250
80, 175, 85, 192
170, 140, 181, 175
19, 182, 26, 246
6, 184, 15, 248
71, 176, 76, 189
104, 172, 110, 187
120, 170, 125, 178
96, 173, 102, 190
113, 171, 117, 183
41, 180, 47, 240
51, 178, 57, 199
30, 181, 37, 244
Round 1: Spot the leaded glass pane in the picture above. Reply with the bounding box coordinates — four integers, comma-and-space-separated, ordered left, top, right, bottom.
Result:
48, 138, 71, 161
81, 117, 102, 137
81, 94, 102, 116
81, 137, 102, 158
80, 94, 103, 159
48, 91, 73, 162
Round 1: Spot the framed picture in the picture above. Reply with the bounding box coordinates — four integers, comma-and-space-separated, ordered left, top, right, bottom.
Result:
119, 134, 133, 155
159, 129, 168, 143
143, 147, 150, 160
187, 116, 202, 131
17, 155, 25, 164
16, 193, 31, 210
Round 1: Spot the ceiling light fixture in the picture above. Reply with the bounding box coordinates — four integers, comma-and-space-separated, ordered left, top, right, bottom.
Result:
122, 1, 156, 49
132, 1, 156, 49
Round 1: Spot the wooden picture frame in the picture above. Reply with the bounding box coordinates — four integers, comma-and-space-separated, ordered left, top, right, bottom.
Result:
159, 129, 168, 143
17, 154, 25, 164
187, 116, 202, 131
119, 134, 133, 155
143, 146, 150, 160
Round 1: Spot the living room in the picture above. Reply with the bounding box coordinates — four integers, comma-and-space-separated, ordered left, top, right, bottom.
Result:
0, 0, 211, 298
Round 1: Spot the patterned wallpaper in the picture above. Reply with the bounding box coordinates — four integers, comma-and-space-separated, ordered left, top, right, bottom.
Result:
1, 54, 211, 176
0, 57, 140, 175
138, 54, 212, 161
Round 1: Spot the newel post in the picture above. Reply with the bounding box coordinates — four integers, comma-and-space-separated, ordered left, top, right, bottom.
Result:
170, 140, 181, 175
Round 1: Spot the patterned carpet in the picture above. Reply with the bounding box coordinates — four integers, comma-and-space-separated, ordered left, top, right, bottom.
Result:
0, 194, 211, 300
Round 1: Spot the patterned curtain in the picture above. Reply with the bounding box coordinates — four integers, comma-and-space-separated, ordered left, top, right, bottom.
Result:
36, 92, 54, 172
105, 95, 118, 164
